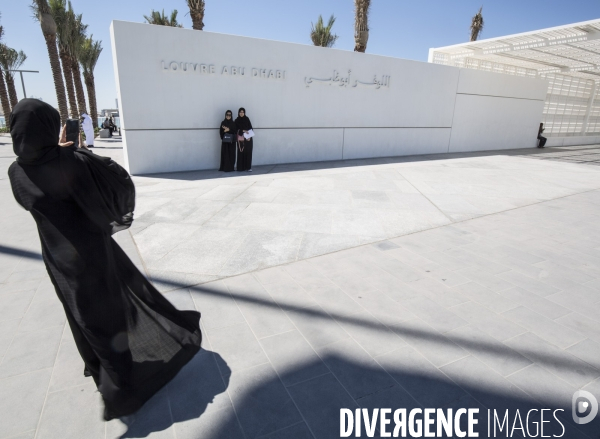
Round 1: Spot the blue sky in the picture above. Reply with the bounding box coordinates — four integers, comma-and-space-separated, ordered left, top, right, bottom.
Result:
2, 0, 600, 110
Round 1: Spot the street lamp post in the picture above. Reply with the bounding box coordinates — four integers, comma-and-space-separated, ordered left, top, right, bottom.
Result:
3, 69, 40, 99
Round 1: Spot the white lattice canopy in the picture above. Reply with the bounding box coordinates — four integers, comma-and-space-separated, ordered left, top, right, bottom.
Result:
429, 19, 600, 136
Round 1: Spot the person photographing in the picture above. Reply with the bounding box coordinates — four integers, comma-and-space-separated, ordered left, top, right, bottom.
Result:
7, 99, 202, 421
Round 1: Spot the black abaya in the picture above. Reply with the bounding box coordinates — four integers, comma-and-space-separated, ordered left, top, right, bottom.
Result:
7, 99, 201, 421
218, 113, 236, 172
235, 109, 254, 171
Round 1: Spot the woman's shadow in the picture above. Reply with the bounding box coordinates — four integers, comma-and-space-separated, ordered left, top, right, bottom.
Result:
113, 349, 230, 438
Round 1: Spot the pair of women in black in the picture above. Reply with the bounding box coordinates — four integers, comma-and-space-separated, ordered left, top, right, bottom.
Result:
218, 107, 253, 172
7, 99, 202, 421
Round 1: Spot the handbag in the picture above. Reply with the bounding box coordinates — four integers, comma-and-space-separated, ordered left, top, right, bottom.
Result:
222, 133, 234, 143
237, 134, 245, 142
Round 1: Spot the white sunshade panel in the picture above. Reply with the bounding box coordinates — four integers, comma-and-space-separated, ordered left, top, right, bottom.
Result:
430, 19, 600, 136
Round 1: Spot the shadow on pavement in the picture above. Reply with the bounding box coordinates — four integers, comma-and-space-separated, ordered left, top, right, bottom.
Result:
118, 349, 231, 439
134, 145, 597, 181
200, 354, 596, 439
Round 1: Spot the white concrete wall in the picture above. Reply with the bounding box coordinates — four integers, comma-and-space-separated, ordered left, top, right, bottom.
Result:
110, 21, 548, 175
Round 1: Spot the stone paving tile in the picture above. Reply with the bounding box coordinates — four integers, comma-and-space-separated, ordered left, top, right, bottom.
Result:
392, 317, 469, 367
446, 325, 532, 377
566, 338, 600, 370
287, 373, 358, 439
315, 338, 396, 400
504, 332, 600, 389
440, 355, 534, 412
259, 330, 329, 387
376, 345, 467, 408
0, 368, 52, 438
501, 306, 586, 349
204, 323, 269, 375
0, 325, 63, 379
449, 301, 527, 342
497, 286, 571, 320
403, 297, 469, 333
36, 382, 105, 439
226, 363, 303, 438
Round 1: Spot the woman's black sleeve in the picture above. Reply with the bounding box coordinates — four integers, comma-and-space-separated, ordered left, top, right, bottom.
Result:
219, 124, 224, 140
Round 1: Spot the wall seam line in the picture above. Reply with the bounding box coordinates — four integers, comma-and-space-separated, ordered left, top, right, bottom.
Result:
447, 70, 462, 153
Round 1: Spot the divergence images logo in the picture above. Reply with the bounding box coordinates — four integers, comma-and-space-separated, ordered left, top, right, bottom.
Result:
572, 390, 598, 425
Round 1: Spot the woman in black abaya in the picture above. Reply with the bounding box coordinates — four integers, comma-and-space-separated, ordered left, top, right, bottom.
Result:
218, 110, 236, 172
235, 107, 253, 172
7, 99, 202, 421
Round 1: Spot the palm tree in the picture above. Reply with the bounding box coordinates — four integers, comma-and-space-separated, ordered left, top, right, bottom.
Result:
143, 9, 183, 27
66, 4, 88, 117
79, 36, 101, 128
354, 0, 371, 53
470, 7, 484, 42
0, 46, 27, 107
31, 0, 69, 122
49, 0, 78, 117
310, 14, 339, 48
186, 0, 205, 30
0, 19, 12, 122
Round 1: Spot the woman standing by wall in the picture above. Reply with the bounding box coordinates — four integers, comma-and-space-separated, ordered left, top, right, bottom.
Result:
219, 110, 236, 172
235, 107, 253, 172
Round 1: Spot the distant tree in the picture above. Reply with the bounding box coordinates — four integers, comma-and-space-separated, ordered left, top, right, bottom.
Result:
144, 9, 183, 27
0, 46, 27, 107
31, 0, 69, 122
186, 0, 205, 30
354, 0, 371, 52
49, 0, 78, 117
311, 14, 339, 48
79, 36, 102, 128
0, 17, 12, 120
66, 3, 88, 116
470, 6, 484, 41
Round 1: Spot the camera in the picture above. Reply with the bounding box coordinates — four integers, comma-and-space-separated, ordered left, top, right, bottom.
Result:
65, 119, 80, 148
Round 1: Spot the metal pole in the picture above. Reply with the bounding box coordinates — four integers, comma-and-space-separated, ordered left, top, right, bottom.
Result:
19, 71, 26, 98
582, 80, 597, 135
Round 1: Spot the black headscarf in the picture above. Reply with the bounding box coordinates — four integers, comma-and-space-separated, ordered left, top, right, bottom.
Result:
235, 107, 253, 133
220, 109, 236, 136
10, 99, 61, 165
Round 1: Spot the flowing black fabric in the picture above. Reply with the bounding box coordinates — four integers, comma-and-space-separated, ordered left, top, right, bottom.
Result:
219, 111, 236, 172
7, 99, 202, 421
235, 108, 253, 171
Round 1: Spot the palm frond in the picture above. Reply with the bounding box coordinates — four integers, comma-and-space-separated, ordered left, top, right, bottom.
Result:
0, 45, 27, 78
470, 6, 484, 41
144, 9, 183, 27
79, 35, 102, 74
311, 14, 339, 48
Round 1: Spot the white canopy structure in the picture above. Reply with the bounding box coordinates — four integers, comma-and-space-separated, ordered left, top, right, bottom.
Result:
429, 19, 600, 139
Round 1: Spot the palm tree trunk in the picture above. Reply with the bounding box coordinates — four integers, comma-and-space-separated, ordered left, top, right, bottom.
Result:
354, 0, 370, 53
5, 73, 18, 108
0, 72, 11, 125
190, 11, 204, 30
43, 33, 68, 123
71, 58, 87, 116
35, 1, 68, 122
84, 71, 98, 129
60, 50, 78, 118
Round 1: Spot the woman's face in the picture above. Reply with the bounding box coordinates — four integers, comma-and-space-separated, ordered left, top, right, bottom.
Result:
226, 113, 232, 119
239, 110, 245, 117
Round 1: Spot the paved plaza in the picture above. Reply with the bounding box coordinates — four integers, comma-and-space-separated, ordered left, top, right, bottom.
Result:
1, 135, 600, 438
